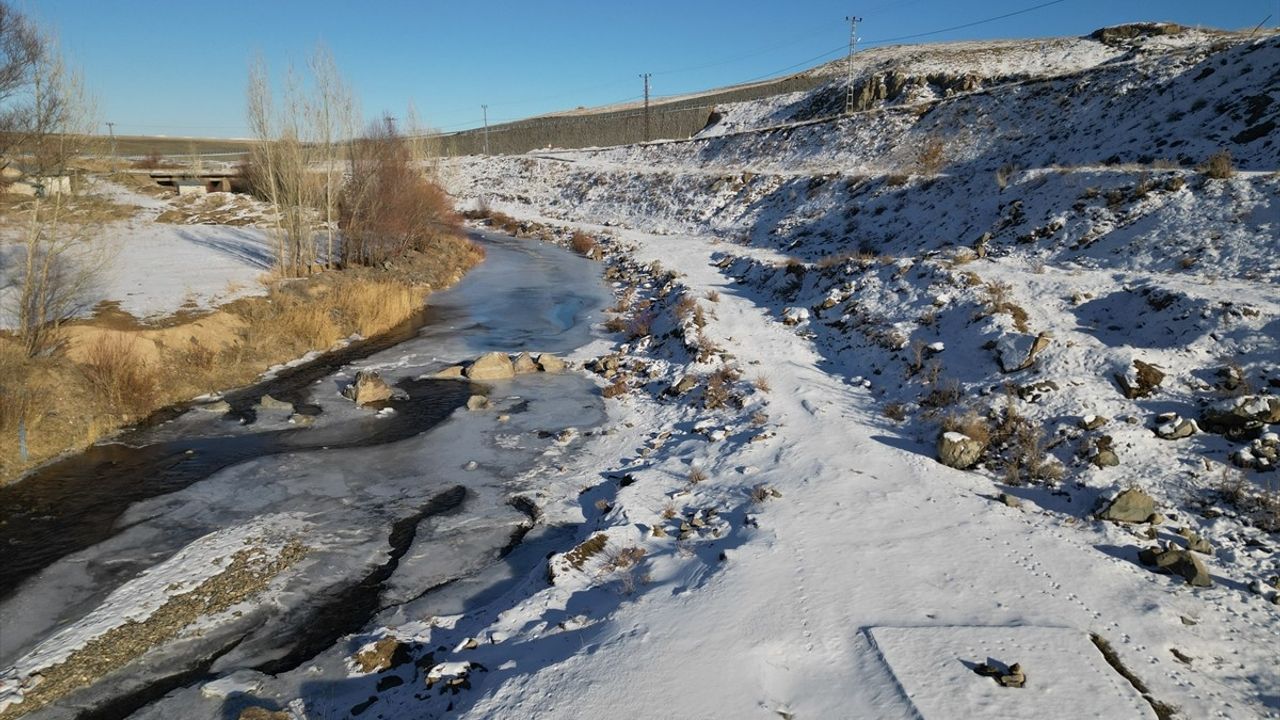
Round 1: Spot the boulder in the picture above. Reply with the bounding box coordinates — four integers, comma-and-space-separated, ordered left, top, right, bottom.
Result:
238, 709, 290, 720
1092, 449, 1120, 467
1115, 360, 1164, 399
995, 332, 1051, 373
1099, 488, 1156, 523
937, 431, 985, 469
434, 365, 466, 379
193, 399, 231, 413
1149, 545, 1212, 587
536, 353, 566, 373
1201, 395, 1280, 437
667, 374, 698, 396
1178, 529, 1213, 555
512, 352, 539, 374
256, 394, 293, 414
1231, 433, 1278, 470
342, 370, 394, 406
1154, 413, 1198, 440
466, 352, 515, 381
1079, 415, 1108, 431
466, 395, 489, 411
354, 637, 410, 674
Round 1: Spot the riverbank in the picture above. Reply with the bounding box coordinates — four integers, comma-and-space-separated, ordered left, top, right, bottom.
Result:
0, 232, 483, 484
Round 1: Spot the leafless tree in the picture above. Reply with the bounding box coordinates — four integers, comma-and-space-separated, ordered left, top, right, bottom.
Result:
6, 39, 101, 355
306, 45, 356, 270
0, 1, 44, 166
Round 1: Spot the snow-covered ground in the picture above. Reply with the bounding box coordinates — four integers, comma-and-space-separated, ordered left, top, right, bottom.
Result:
4, 24, 1279, 720
0, 180, 271, 327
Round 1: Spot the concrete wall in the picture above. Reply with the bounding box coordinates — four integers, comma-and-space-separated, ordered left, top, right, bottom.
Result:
434, 73, 828, 156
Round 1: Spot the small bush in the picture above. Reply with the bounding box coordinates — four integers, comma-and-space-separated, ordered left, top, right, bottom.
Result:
688, 467, 708, 484
705, 289, 721, 303
942, 410, 992, 446
570, 231, 598, 258
883, 402, 909, 422
704, 368, 735, 410
79, 334, 158, 418
752, 375, 771, 393
1200, 150, 1234, 180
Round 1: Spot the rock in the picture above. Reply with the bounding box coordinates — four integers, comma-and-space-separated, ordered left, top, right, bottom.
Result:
354, 637, 409, 674
1115, 360, 1164, 399
434, 365, 466, 379
193, 399, 231, 413
536, 353, 566, 373
995, 332, 1052, 373
602, 380, 628, 399
999, 663, 1026, 689
1080, 415, 1108, 430
466, 352, 515, 381
1179, 528, 1213, 555
999, 492, 1022, 509
1231, 433, 1279, 470
1201, 395, 1280, 437
287, 413, 316, 427
1154, 414, 1198, 440
1092, 449, 1120, 467
1153, 545, 1212, 587
256, 394, 293, 413
466, 395, 489, 411
342, 370, 394, 406
238, 709, 290, 720
512, 352, 539, 374
937, 431, 985, 469
1017, 380, 1059, 403
782, 307, 810, 326
1098, 488, 1156, 523
667, 374, 698, 396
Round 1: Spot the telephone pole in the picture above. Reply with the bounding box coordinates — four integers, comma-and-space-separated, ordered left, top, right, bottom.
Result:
481, 104, 490, 155
844, 15, 863, 115
105, 121, 117, 166
640, 73, 652, 142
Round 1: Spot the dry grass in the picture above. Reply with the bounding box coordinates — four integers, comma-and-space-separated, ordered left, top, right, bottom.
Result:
752, 375, 771, 393
688, 467, 708, 484
77, 334, 159, 419
704, 368, 735, 410
1200, 150, 1235, 180
705, 289, 721, 303
980, 281, 1030, 332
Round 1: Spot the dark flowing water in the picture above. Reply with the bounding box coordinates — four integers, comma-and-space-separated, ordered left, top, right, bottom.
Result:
0, 232, 613, 719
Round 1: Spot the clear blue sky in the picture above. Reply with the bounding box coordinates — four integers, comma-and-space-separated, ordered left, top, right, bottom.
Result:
25, 0, 1280, 138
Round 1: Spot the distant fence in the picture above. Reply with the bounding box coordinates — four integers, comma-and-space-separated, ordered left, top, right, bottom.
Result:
433, 73, 830, 156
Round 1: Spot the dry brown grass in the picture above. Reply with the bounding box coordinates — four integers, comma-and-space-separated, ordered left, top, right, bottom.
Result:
688, 467, 708, 484
1200, 150, 1234, 180
980, 281, 1030, 332
77, 334, 159, 418
942, 410, 992, 446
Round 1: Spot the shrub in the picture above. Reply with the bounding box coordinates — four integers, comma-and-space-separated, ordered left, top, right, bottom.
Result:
705, 290, 721, 303
78, 334, 158, 418
688, 467, 708, 484
883, 402, 908, 422
1200, 150, 1234, 180
570, 231, 598, 258
340, 117, 463, 267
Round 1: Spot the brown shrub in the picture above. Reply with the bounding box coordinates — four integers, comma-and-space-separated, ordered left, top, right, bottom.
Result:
1200, 150, 1234, 180
78, 334, 159, 418
688, 467, 708, 484
942, 410, 992, 446
570, 231, 598, 258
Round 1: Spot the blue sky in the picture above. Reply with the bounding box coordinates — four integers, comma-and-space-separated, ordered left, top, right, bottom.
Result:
26, 0, 1280, 138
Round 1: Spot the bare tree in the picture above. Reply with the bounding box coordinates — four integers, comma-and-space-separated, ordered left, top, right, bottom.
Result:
8, 43, 100, 355
0, 1, 43, 166
247, 56, 316, 277
307, 45, 355, 270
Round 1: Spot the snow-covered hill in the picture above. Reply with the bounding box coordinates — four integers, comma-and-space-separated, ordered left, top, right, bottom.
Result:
431, 24, 1279, 720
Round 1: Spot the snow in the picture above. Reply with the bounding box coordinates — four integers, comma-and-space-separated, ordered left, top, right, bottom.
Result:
6, 26, 1280, 720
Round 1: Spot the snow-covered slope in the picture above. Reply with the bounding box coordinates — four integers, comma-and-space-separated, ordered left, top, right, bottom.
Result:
430, 26, 1280, 720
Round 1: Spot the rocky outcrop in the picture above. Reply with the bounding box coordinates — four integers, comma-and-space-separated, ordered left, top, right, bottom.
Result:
1201, 395, 1280, 437
1154, 413, 1198, 440
342, 371, 394, 406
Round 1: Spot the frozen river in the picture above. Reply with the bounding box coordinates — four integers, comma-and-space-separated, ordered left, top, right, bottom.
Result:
0, 231, 613, 719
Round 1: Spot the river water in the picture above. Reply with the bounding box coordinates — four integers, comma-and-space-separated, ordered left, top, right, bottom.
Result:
0, 231, 613, 719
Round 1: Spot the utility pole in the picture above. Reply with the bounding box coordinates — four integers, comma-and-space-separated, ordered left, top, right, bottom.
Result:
640, 73, 652, 142
105, 122, 117, 167
481, 105, 490, 155
844, 15, 863, 115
